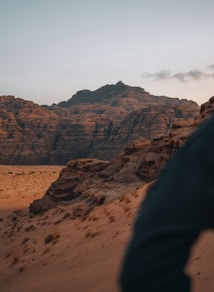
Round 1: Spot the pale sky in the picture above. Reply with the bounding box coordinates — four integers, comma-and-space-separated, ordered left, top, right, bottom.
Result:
1, 0, 214, 105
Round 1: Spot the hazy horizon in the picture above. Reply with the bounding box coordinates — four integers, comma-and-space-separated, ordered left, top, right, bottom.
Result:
1, 0, 214, 106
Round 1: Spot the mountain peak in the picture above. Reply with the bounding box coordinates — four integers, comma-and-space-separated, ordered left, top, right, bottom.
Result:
57, 82, 146, 107
116, 81, 125, 86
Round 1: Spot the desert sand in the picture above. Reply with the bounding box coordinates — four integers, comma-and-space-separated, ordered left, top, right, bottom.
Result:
0, 165, 213, 292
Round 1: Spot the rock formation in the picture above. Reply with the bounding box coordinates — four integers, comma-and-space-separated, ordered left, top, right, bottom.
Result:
29, 96, 214, 215
0, 82, 199, 164
136, 95, 214, 181
0, 96, 60, 164
50, 82, 198, 161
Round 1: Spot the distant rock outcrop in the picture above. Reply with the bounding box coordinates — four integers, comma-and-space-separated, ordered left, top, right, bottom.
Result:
0, 82, 199, 164
51, 82, 199, 161
29, 96, 214, 215
0, 96, 60, 164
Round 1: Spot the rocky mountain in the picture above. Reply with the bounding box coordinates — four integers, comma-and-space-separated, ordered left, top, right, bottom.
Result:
0, 96, 60, 164
0, 82, 199, 164
29, 96, 214, 215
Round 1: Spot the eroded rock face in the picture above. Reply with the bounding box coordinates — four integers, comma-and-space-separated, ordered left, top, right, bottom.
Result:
136, 96, 214, 181
135, 119, 197, 181
197, 96, 214, 123
29, 96, 214, 215
29, 156, 143, 214
0, 82, 199, 164
0, 96, 60, 164
50, 82, 199, 162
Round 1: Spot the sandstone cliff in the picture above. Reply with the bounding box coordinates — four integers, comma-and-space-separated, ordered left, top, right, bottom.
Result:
52, 81, 198, 160
0, 82, 199, 164
0, 96, 60, 164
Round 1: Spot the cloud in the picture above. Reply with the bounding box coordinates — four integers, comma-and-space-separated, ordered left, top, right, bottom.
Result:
142, 70, 171, 80
174, 69, 212, 82
142, 67, 214, 82
173, 72, 189, 82
207, 64, 214, 70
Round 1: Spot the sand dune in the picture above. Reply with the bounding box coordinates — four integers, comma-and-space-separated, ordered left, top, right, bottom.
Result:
0, 165, 213, 291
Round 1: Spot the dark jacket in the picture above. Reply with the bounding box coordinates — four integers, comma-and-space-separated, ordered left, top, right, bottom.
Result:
120, 115, 214, 292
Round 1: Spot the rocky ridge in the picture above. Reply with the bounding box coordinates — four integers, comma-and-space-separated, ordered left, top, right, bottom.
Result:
0, 82, 199, 164
0, 96, 60, 164
29, 96, 214, 215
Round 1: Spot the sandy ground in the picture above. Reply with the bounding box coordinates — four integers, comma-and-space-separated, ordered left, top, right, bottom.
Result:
0, 165, 213, 292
